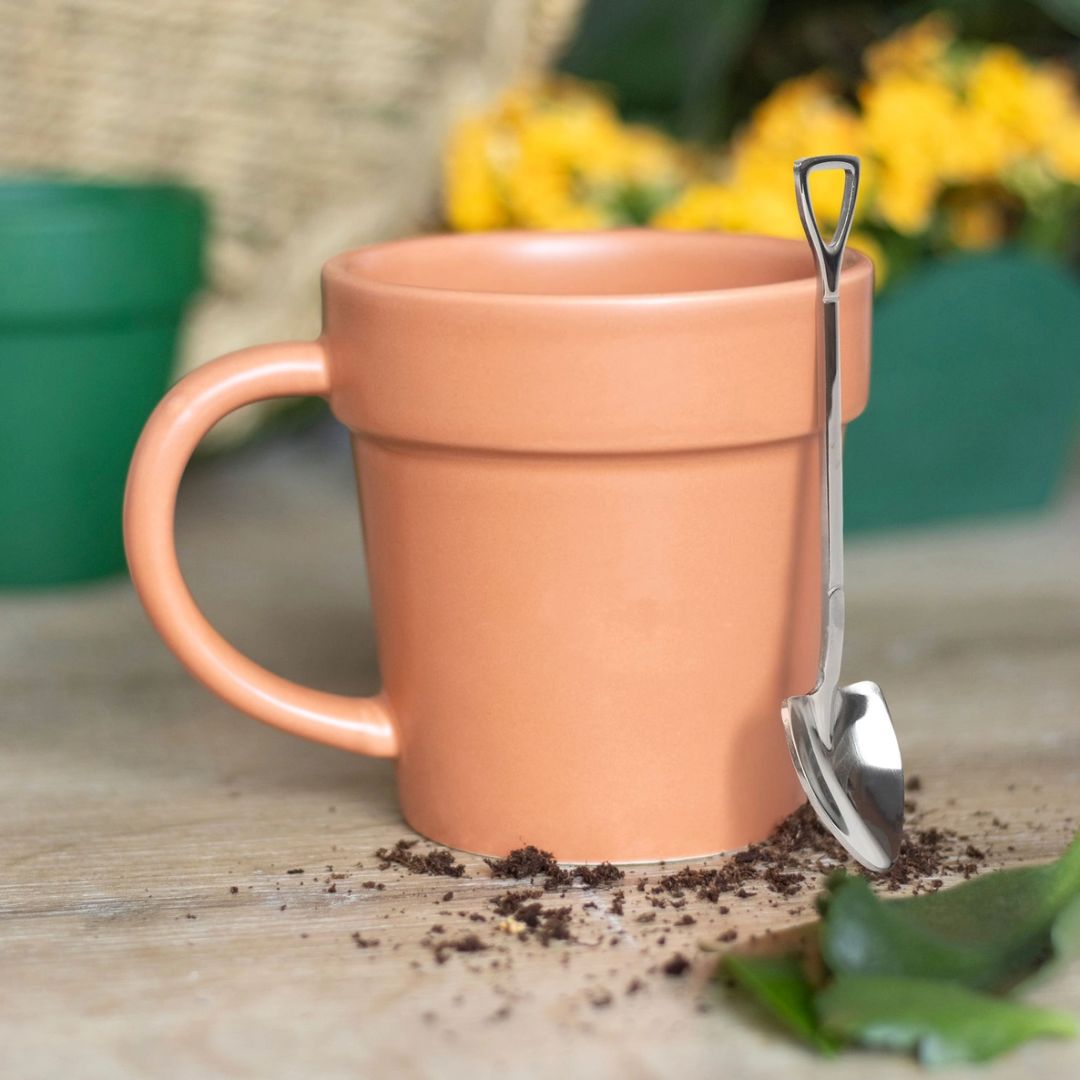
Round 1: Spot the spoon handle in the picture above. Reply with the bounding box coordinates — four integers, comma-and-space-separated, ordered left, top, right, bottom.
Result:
793, 156, 860, 738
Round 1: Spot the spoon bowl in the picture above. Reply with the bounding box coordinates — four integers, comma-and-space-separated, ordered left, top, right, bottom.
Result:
783, 681, 905, 871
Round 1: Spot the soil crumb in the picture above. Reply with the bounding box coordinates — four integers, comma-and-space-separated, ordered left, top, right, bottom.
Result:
376, 839, 467, 879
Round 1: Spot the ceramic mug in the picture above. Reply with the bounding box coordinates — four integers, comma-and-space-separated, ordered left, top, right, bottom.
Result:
125, 230, 873, 863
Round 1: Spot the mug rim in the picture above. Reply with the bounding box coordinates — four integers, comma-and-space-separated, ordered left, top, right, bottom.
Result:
323, 228, 873, 306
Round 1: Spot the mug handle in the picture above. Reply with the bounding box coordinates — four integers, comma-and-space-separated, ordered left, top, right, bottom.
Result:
123, 340, 398, 757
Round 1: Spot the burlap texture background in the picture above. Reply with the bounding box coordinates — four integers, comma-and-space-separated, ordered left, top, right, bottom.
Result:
2, 0, 581, 440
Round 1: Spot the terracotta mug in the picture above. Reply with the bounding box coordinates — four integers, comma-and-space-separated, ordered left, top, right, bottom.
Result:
125, 230, 873, 863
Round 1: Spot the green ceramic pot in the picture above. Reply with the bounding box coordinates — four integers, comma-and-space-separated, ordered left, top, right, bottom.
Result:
846, 250, 1080, 532
0, 177, 205, 587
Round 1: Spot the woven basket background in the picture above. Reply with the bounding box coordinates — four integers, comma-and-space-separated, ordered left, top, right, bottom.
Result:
2, 0, 581, 441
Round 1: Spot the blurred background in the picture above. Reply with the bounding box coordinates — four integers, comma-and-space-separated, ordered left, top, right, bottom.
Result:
1, 0, 1078, 588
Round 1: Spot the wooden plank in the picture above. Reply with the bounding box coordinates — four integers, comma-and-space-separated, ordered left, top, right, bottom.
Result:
2, 435, 1079, 1078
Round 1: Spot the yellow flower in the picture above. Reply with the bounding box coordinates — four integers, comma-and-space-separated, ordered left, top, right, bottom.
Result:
945, 197, 1008, 250
965, 50, 1080, 184
444, 117, 509, 232
873, 162, 939, 234
847, 230, 888, 288
576, 123, 685, 186
864, 14, 953, 79
515, 92, 618, 168
740, 75, 863, 174
727, 75, 865, 235
946, 101, 1015, 184
444, 23, 1080, 264
858, 62, 1015, 229
654, 75, 866, 240
1046, 114, 1080, 182
968, 48, 1053, 149
653, 183, 740, 230
443, 79, 690, 230
860, 72, 958, 165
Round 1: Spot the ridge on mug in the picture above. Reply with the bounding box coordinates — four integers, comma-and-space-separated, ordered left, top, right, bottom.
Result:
124, 230, 874, 864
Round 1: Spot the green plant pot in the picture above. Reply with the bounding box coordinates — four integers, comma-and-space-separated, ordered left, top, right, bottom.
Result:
845, 250, 1080, 532
0, 177, 205, 587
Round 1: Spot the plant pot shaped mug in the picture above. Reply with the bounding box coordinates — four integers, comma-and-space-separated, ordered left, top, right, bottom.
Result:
124, 230, 874, 863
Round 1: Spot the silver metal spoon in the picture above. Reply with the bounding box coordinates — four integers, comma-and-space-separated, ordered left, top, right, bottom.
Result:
781, 155, 905, 872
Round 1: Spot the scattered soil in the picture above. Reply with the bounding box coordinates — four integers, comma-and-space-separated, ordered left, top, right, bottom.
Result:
575, 862, 625, 888
642, 783, 986, 903
485, 845, 568, 885
662, 953, 691, 977
883, 824, 981, 892
376, 839, 467, 879
431, 934, 488, 965
513, 902, 574, 945
490, 888, 543, 916
484, 846, 625, 890
490, 890, 575, 945
308, 775, 1006, 1022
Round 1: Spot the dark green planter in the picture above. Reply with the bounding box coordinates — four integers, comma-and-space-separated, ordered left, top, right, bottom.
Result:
846, 250, 1080, 532
0, 177, 205, 586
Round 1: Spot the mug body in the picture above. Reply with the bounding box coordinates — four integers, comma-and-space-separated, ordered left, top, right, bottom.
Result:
321, 230, 873, 863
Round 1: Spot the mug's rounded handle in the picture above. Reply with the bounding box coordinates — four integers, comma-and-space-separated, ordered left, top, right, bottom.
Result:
124, 340, 398, 757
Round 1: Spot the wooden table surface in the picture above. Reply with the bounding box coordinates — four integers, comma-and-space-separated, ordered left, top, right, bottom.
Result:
3, 428, 1079, 1079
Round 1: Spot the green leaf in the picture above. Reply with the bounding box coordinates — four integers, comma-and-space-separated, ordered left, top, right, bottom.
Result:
1022, 893, 1080, 990
822, 831, 1080, 992
557, 0, 768, 142
1032, 0, 1080, 36
722, 954, 841, 1054
817, 975, 1077, 1066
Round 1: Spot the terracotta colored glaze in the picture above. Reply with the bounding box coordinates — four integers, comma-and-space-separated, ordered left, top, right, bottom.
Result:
125, 230, 874, 863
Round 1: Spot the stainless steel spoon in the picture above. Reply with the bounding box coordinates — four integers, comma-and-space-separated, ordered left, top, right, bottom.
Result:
781, 155, 905, 872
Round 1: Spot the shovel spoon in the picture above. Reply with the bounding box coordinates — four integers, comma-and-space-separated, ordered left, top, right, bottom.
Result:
781, 155, 905, 872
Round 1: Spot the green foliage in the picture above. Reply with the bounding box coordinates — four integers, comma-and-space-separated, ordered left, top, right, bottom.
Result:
822, 832, 1080, 991
725, 954, 841, 1053
557, 0, 768, 142
818, 975, 1077, 1066
720, 831, 1080, 1064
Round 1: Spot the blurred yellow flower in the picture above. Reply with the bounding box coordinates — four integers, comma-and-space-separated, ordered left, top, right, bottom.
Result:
864, 14, 953, 78
945, 195, 1009, 250
444, 79, 688, 232
946, 102, 1014, 185
859, 72, 958, 222
873, 162, 940, 235
1047, 115, 1080, 182
730, 75, 865, 228
444, 117, 509, 232
652, 183, 738, 231
967, 48, 1064, 153
848, 230, 889, 287
443, 15, 1080, 272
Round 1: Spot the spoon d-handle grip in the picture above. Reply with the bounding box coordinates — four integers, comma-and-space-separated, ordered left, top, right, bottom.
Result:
793, 155, 859, 300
